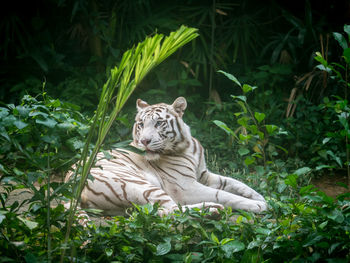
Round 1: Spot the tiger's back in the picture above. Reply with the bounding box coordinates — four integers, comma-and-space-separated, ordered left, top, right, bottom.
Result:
73, 97, 267, 216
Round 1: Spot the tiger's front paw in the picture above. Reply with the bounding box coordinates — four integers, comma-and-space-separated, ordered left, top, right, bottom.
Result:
246, 200, 267, 213
251, 192, 266, 202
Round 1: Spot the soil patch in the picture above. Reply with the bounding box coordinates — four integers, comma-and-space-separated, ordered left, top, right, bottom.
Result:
312, 174, 349, 198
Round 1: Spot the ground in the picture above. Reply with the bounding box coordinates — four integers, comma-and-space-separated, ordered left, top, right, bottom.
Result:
312, 174, 349, 198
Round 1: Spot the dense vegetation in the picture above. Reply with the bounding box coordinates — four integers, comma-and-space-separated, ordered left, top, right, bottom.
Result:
1, 0, 350, 262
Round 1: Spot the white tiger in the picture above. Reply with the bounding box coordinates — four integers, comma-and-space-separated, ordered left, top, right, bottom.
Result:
71, 97, 267, 217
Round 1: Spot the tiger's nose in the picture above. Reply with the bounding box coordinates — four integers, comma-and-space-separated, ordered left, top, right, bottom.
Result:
141, 139, 151, 146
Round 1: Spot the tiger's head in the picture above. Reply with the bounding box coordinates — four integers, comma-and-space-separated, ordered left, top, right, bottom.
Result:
132, 97, 192, 161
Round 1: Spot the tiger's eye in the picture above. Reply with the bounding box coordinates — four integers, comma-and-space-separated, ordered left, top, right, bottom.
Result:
155, 121, 163, 128
138, 122, 144, 128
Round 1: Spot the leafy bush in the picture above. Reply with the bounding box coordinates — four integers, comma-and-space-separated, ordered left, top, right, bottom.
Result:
0, 92, 90, 175
0, 92, 90, 262
212, 71, 287, 174
3, 185, 349, 262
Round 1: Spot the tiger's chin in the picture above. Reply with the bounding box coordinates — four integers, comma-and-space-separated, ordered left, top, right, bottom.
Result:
144, 151, 161, 161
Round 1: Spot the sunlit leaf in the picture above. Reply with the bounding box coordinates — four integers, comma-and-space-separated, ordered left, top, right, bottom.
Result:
265, 124, 278, 135
254, 112, 265, 123
218, 70, 241, 87
18, 216, 38, 230
213, 120, 235, 136
231, 95, 247, 103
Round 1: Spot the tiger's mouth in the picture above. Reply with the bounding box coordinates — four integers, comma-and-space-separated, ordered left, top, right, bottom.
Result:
138, 145, 161, 154
136, 142, 163, 155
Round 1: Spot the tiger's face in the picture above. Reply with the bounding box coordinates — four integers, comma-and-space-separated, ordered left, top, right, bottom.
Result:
133, 97, 191, 161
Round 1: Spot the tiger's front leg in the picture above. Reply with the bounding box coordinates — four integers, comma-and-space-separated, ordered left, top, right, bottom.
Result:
199, 170, 266, 202
176, 181, 267, 213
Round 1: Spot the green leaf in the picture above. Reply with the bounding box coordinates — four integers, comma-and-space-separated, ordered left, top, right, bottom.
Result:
237, 116, 249, 127
303, 233, 323, 247
322, 137, 331, 144
244, 156, 255, 166
318, 221, 328, 229
156, 240, 171, 256
338, 112, 349, 130
13, 120, 28, 130
236, 103, 247, 115
42, 135, 60, 145
0, 107, 9, 118
327, 209, 345, 223
29, 111, 48, 118
344, 24, 350, 37
255, 166, 265, 176
217, 70, 241, 87
16, 105, 31, 117
36, 118, 57, 128
242, 84, 252, 93
18, 216, 38, 230
333, 32, 348, 50
314, 52, 328, 66
242, 84, 257, 93
231, 95, 247, 103
105, 248, 113, 257
220, 238, 234, 245
299, 185, 316, 195
285, 174, 298, 188
316, 64, 332, 73
211, 232, 219, 244
265, 124, 278, 135
315, 164, 334, 170
221, 240, 245, 258
343, 48, 350, 64
239, 133, 251, 142
213, 120, 235, 136
277, 182, 287, 193
67, 137, 85, 150
294, 167, 311, 176
327, 150, 343, 167
254, 112, 265, 123
238, 147, 250, 156
255, 227, 271, 236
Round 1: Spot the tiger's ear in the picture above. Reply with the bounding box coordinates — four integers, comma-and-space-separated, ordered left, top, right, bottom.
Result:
136, 99, 149, 111
172, 97, 187, 117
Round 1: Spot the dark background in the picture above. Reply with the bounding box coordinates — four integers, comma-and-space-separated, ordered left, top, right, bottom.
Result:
1, 0, 349, 110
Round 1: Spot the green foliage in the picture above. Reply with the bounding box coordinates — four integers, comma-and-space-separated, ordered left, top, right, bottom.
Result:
2, 190, 349, 262
312, 25, 350, 184
0, 92, 89, 174
214, 71, 287, 171
0, 92, 89, 262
